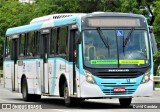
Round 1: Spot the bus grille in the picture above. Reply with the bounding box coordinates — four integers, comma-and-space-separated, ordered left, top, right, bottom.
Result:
96, 72, 142, 79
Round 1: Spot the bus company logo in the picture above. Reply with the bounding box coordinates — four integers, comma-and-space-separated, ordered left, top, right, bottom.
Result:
108, 69, 129, 72
1, 104, 42, 109
2, 104, 11, 109
127, 79, 130, 83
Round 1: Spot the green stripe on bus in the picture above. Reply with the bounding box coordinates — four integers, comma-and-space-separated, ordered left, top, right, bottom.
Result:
119, 60, 145, 64
90, 60, 118, 64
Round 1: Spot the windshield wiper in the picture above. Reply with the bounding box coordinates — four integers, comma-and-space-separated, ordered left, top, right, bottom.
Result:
97, 27, 110, 56
122, 28, 134, 55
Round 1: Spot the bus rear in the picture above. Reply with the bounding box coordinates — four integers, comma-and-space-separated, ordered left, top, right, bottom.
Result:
78, 12, 153, 106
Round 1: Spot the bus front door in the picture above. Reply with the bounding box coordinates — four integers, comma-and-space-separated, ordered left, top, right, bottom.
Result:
11, 38, 19, 91
69, 29, 80, 96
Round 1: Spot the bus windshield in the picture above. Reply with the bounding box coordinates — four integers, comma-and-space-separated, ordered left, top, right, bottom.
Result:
82, 29, 150, 68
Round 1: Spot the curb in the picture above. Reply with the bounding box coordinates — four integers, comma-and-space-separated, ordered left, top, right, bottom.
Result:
155, 88, 160, 91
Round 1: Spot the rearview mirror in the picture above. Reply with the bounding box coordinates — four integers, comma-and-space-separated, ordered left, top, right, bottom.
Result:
150, 31, 158, 55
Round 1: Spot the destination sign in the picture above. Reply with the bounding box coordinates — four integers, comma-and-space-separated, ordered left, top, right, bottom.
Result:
87, 17, 141, 27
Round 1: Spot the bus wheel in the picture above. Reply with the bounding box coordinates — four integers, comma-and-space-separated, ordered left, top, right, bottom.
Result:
22, 78, 31, 101
64, 81, 73, 107
119, 98, 132, 107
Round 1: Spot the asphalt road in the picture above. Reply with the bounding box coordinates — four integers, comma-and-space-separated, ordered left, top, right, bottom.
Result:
0, 84, 160, 112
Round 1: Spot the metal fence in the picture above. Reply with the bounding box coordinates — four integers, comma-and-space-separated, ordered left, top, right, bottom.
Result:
153, 76, 160, 82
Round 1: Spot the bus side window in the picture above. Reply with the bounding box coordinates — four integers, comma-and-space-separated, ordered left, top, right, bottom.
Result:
27, 32, 35, 57
50, 29, 57, 55
34, 31, 40, 56
57, 27, 68, 56
19, 34, 25, 57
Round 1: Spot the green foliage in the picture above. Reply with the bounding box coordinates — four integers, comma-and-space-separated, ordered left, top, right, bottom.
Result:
0, 0, 36, 66
153, 1, 160, 69
50, 0, 80, 13
154, 51, 160, 76
153, 1, 160, 33
155, 83, 160, 88
33, 0, 55, 17
0, 0, 160, 71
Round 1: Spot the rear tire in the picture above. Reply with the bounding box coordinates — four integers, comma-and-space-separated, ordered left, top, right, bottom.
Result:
119, 98, 132, 107
22, 78, 41, 101
22, 78, 31, 101
64, 81, 74, 107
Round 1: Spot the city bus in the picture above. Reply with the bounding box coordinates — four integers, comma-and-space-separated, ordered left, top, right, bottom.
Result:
3, 12, 154, 106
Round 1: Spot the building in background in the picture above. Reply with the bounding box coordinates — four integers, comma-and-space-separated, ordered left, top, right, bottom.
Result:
19, 0, 35, 4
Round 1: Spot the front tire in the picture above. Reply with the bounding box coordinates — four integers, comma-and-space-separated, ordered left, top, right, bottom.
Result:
64, 81, 74, 107
119, 98, 132, 107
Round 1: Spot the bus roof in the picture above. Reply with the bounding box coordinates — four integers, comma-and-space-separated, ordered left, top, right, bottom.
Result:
30, 13, 85, 24
86, 12, 145, 19
6, 14, 85, 36
6, 12, 146, 37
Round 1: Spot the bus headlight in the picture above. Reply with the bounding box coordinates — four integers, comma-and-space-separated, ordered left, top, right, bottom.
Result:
141, 69, 150, 84
84, 70, 96, 84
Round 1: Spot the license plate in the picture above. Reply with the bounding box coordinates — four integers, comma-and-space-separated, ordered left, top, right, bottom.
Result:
113, 88, 126, 92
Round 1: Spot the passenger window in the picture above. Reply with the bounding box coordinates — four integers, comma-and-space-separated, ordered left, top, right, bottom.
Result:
50, 29, 57, 55
34, 31, 40, 56
27, 32, 35, 57
58, 27, 68, 54
19, 34, 25, 57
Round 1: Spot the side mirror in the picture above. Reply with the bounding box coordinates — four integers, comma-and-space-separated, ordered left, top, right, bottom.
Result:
75, 31, 81, 44
150, 31, 158, 54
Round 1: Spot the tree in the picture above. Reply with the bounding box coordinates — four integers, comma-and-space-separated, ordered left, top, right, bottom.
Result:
0, 0, 36, 62
153, 1, 160, 33
0, 0, 159, 66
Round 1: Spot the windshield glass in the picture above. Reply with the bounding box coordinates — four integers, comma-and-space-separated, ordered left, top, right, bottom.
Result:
82, 29, 150, 68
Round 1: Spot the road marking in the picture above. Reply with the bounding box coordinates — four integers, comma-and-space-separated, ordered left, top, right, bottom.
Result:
52, 109, 69, 112
0, 99, 31, 103
0, 99, 20, 103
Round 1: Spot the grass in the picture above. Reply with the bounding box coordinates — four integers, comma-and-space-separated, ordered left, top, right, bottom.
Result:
155, 83, 160, 88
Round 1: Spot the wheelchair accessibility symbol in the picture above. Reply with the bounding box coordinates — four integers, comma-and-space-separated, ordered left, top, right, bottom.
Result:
116, 30, 124, 37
